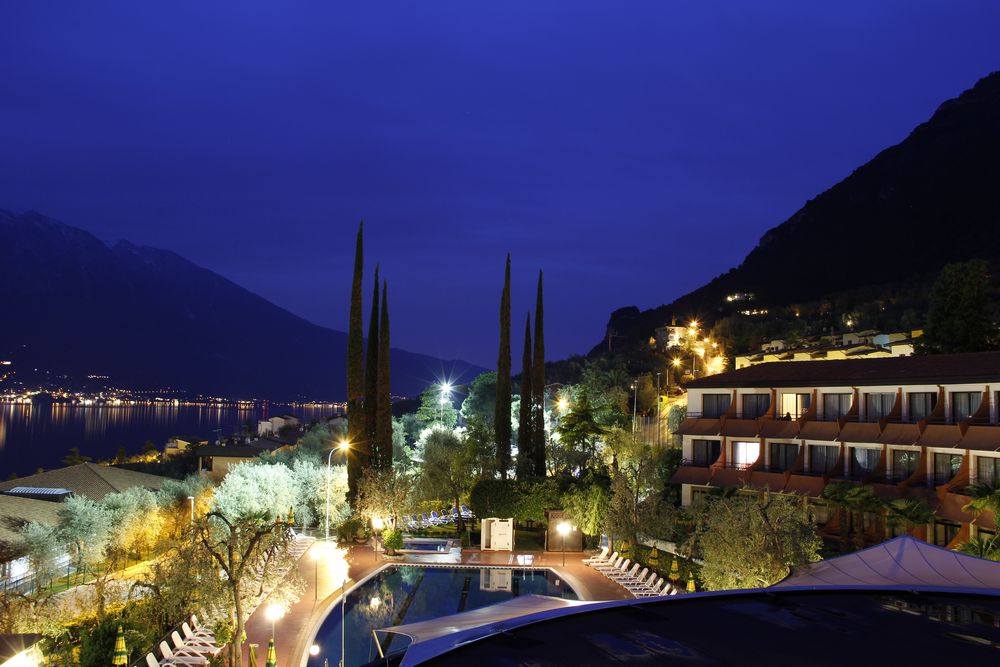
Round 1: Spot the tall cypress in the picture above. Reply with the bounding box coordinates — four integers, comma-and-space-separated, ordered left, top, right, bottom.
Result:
375, 280, 392, 471
517, 312, 533, 479
531, 270, 546, 476
494, 254, 512, 479
364, 265, 380, 471
346, 221, 365, 505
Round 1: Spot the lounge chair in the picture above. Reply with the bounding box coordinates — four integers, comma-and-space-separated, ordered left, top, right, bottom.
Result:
172, 631, 220, 657
160, 642, 207, 665
587, 551, 617, 568
615, 566, 647, 585
635, 579, 668, 598
460, 505, 474, 518
595, 556, 626, 574
182, 620, 215, 642
608, 562, 641, 582
181, 624, 220, 649
582, 546, 609, 564
624, 572, 657, 594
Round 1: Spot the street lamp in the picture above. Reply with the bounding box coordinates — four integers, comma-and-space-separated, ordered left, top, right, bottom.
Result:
326, 439, 350, 541
264, 603, 285, 639
309, 645, 320, 657
371, 516, 384, 561
630, 382, 637, 433
438, 382, 452, 424
556, 521, 571, 567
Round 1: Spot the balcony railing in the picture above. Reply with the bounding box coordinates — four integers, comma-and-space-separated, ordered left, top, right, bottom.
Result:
680, 458, 714, 468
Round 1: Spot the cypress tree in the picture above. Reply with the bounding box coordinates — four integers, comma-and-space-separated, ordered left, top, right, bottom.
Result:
531, 270, 546, 476
375, 280, 392, 471
494, 254, 512, 479
346, 222, 365, 505
517, 312, 533, 479
364, 265, 380, 468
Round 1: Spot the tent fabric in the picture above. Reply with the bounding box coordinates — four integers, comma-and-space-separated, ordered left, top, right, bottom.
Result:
772, 536, 1000, 590
376, 595, 607, 667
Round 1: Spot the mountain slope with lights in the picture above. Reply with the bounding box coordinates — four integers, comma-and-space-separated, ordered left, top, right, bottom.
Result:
594, 70, 1000, 354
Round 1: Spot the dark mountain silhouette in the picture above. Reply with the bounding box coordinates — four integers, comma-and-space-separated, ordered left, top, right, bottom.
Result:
594, 71, 1000, 353
0, 210, 483, 400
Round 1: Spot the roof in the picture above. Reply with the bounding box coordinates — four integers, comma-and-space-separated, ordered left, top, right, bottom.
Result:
772, 536, 1000, 590
394, 587, 1000, 666
377, 595, 597, 666
0, 463, 169, 502
0, 495, 63, 549
686, 351, 1000, 389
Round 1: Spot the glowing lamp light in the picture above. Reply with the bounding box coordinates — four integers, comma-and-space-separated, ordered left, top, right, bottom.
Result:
337, 439, 350, 452
372, 516, 385, 531
369, 596, 382, 610
309, 645, 320, 656
557, 398, 569, 412
440, 382, 453, 394
672, 358, 682, 367
264, 604, 286, 622
556, 521, 571, 537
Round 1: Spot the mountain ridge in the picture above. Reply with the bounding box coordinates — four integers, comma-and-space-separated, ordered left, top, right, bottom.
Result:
594, 70, 1000, 353
0, 209, 484, 400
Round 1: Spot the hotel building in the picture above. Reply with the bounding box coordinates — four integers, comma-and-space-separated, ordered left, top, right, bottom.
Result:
672, 351, 1000, 548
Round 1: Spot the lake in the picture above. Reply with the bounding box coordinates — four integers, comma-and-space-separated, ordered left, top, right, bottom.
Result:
0, 401, 340, 477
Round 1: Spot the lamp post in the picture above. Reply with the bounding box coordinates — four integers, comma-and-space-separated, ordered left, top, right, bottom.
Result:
631, 382, 638, 433
187, 496, 195, 523
371, 516, 384, 561
264, 603, 284, 640
326, 439, 350, 541
557, 521, 570, 567
655, 373, 662, 448
438, 382, 452, 424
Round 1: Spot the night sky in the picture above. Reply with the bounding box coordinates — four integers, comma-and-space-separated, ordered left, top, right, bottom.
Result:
2, 3, 998, 367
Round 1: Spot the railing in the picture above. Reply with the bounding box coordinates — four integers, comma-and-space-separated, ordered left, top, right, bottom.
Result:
719, 461, 753, 471
759, 464, 792, 473
680, 458, 714, 468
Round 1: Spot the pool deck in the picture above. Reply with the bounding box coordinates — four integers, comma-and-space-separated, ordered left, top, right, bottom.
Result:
242, 543, 632, 667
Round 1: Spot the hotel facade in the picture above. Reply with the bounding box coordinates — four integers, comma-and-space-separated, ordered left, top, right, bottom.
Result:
672, 351, 1000, 548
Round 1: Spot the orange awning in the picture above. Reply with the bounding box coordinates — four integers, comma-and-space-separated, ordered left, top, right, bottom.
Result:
670, 467, 712, 486
798, 422, 841, 441
674, 418, 722, 437
957, 425, 1000, 452
720, 419, 760, 438
783, 475, 826, 497
917, 424, 964, 448
877, 423, 920, 446
838, 422, 881, 443
759, 420, 801, 439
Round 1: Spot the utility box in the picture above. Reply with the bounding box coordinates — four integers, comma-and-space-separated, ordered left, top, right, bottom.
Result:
481, 517, 514, 551
545, 509, 583, 552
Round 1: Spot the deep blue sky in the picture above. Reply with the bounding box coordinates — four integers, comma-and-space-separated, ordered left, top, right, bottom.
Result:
2, 2, 998, 367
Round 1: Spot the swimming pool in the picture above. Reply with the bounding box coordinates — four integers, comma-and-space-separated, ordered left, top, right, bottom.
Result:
305, 565, 577, 667
399, 538, 454, 553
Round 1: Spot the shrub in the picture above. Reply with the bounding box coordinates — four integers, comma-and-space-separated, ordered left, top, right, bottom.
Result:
335, 517, 367, 542
382, 528, 404, 555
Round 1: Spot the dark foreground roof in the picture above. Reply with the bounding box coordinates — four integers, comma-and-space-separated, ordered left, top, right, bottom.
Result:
390, 588, 1000, 666
687, 350, 1000, 388
0, 463, 168, 501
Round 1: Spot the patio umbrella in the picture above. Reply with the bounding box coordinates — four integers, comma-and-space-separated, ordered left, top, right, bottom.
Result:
668, 560, 681, 584
687, 575, 696, 593
618, 541, 631, 559
112, 626, 128, 667
249, 644, 259, 667
287, 507, 295, 526
265, 638, 277, 667
647, 548, 660, 569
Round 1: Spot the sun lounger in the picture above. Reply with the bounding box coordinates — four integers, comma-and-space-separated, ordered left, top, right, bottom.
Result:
160, 642, 207, 665
624, 572, 657, 594
594, 556, 626, 573
582, 546, 609, 564
635, 579, 668, 597
615, 566, 648, 585
172, 630, 220, 657
587, 551, 617, 568
608, 562, 641, 582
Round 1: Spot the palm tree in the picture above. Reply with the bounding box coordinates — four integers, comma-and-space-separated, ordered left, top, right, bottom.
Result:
885, 498, 934, 537
821, 482, 854, 550
962, 481, 1000, 519
957, 535, 1000, 560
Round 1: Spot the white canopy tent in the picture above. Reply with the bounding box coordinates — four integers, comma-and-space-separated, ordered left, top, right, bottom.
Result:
375, 595, 618, 666
771, 535, 1000, 592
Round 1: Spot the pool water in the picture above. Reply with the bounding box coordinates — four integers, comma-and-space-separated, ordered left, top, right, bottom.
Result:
306, 565, 577, 667
401, 540, 449, 552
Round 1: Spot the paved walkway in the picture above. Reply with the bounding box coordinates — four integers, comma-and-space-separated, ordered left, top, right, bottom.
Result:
243, 545, 633, 667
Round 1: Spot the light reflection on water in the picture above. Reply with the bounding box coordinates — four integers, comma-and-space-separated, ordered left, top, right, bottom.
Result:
0, 402, 337, 476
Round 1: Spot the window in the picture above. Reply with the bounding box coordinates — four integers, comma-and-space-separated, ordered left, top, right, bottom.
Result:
741, 394, 771, 419
865, 393, 895, 422
850, 448, 880, 478
891, 450, 919, 482
702, 393, 731, 419
952, 391, 983, 422
731, 441, 760, 469
808, 445, 839, 474
933, 520, 960, 547
822, 393, 852, 421
978, 457, 1000, 486
768, 442, 798, 472
933, 453, 964, 485
908, 392, 937, 421
779, 393, 811, 420
691, 440, 721, 467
